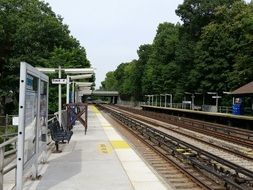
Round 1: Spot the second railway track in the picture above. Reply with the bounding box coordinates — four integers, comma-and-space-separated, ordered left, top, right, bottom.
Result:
98, 104, 253, 190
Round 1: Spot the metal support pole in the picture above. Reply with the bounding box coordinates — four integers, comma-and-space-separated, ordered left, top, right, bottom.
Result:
191, 94, 195, 110
156, 95, 157, 106
66, 75, 70, 104
4, 114, 8, 142
216, 93, 219, 112
58, 66, 62, 127
72, 82, 75, 103
170, 95, 172, 108
165, 95, 167, 108
0, 147, 4, 190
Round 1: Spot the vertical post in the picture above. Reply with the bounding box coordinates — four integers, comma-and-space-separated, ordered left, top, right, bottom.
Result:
203, 93, 205, 106
4, 114, 8, 142
85, 105, 88, 134
58, 66, 62, 127
216, 93, 219, 112
66, 75, 70, 104
34, 78, 41, 179
156, 95, 157, 106
191, 94, 194, 110
160, 95, 161, 107
72, 81, 75, 103
0, 147, 4, 190
170, 95, 172, 108
17, 62, 27, 190
165, 95, 167, 108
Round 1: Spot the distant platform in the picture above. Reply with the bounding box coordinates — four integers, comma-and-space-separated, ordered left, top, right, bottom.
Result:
141, 105, 253, 129
23, 105, 169, 190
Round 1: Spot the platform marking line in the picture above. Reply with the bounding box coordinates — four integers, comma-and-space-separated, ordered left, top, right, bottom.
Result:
91, 105, 100, 113
92, 105, 168, 190
110, 140, 130, 149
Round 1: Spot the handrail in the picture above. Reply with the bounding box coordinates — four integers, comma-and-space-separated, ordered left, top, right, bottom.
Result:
0, 136, 18, 190
0, 136, 17, 149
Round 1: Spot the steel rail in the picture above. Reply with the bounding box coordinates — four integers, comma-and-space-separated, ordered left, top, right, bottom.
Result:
102, 105, 253, 190
116, 105, 253, 148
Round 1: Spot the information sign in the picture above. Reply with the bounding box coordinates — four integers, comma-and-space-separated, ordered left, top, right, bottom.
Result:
52, 78, 67, 84
17, 62, 49, 190
212, 96, 222, 99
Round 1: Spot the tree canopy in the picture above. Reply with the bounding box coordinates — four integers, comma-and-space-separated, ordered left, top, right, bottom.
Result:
0, 0, 90, 114
101, 0, 253, 105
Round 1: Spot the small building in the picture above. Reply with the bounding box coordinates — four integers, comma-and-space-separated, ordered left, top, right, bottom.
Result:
231, 81, 253, 115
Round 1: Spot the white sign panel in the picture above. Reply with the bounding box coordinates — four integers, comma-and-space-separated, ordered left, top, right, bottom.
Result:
212, 96, 222, 99
52, 78, 67, 84
12, 117, 19, 126
17, 62, 49, 190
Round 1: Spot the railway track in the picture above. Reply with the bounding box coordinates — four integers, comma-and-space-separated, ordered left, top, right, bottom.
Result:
115, 105, 253, 150
98, 104, 253, 190
99, 106, 221, 190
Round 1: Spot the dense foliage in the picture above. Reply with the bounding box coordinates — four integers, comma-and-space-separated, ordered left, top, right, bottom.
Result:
0, 0, 90, 114
101, 0, 253, 104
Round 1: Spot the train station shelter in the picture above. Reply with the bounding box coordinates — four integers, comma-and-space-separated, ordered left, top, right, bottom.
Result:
231, 81, 253, 113
231, 81, 253, 96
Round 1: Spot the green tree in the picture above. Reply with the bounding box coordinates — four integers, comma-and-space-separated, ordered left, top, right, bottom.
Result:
0, 0, 90, 114
191, 1, 253, 94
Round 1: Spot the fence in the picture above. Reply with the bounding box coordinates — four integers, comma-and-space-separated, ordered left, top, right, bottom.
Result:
0, 136, 17, 190
0, 113, 59, 190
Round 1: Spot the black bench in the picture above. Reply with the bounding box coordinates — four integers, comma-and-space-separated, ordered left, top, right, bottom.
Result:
48, 121, 73, 153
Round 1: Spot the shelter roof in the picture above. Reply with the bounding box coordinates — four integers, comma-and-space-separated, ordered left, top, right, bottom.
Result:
231, 81, 253, 96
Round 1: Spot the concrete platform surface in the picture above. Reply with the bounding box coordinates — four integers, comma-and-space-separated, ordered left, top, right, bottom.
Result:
23, 105, 170, 190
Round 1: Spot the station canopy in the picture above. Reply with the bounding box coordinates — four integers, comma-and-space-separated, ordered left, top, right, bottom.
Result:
231, 81, 253, 96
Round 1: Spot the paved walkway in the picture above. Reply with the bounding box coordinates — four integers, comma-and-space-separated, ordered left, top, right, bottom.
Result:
23, 105, 169, 190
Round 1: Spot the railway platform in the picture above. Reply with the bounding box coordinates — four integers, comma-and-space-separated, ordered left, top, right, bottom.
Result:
22, 105, 169, 190
141, 105, 253, 129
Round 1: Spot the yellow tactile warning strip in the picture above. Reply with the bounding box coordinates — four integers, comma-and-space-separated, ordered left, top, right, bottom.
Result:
110, 140, 130, 149
90, 105, 168, 190
91, 105, 100, 113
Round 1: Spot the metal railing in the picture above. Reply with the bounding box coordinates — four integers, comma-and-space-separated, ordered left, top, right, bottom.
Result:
0, 136, 18, 190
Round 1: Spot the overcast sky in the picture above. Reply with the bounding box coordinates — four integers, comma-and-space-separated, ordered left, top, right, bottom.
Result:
43, 0, 250, 89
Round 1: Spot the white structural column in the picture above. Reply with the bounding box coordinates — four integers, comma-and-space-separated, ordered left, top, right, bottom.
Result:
66, 75, 70, 104
72, 81, 75, 103
165, 94, 173, 108
58, 66, 62, 127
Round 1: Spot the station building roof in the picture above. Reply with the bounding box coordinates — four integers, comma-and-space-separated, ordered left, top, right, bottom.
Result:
231, 81, 253, 96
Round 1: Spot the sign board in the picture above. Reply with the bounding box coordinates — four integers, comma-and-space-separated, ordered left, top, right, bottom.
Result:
182, 101, 191, 104
12, 116, 19, 126
212, 96, 222, 99
52, 78, 67, 84
17, 62, 49, 190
